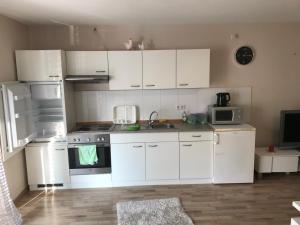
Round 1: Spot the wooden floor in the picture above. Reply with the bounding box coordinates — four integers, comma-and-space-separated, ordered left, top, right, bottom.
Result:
16, 173, 300, 225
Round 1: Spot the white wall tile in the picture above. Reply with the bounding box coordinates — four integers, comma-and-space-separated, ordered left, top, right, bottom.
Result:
124, 90, 143, 120
178, 89, 199, 114
160, 89, 179, 119
140, 90, 161, 120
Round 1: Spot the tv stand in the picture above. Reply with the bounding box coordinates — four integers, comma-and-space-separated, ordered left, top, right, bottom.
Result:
255, 147, 300, 178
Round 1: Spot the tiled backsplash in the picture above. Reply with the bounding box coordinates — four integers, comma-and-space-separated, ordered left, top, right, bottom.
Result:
75, 87, 252, 122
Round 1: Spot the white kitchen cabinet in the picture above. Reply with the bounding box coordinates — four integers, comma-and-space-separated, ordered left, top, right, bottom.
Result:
15, 50, 65, 81
143, 50, 176, 89
111, 143, 146, 182
213, 129, 256, 184
180, 141, 213, 179
108, 51, 142, 90
176, 49, 210, 88
66, 51, 108, 75
146, 142, 179, 180
25, 142, 69, 189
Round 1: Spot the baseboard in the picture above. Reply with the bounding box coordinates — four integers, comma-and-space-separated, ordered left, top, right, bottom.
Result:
13, 185, 29, 203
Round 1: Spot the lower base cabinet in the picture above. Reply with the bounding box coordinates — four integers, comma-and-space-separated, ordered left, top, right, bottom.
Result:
146, 142, 179, 180
180, 141, 213, 179
25, 142, 69, 188
111, 143, 146, 182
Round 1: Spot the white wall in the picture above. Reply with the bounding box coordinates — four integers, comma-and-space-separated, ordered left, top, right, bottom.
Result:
75, 87, 251, 122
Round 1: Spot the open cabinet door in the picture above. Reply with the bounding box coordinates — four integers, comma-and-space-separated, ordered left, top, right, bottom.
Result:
2, 83, 36, 152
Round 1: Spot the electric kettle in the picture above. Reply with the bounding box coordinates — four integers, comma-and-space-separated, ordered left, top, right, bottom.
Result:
216, 92, 231, 107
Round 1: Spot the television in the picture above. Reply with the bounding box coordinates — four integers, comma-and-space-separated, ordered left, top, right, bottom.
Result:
279, 110, 300, 149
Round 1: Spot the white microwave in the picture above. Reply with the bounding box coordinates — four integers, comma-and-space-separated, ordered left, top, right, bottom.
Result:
208, 106, 242, 125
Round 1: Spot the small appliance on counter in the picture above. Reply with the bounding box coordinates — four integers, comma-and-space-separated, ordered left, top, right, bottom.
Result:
208, 105, 242, 125
216, 92, 231, 107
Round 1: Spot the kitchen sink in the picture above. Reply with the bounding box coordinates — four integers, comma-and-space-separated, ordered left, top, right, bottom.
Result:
143, 123, 176, 130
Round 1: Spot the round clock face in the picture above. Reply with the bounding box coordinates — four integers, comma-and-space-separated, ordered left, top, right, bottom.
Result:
235, 46, 254, 65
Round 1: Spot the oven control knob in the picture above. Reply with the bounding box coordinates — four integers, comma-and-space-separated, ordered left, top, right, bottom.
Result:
73, 138, 77, 142
96, 137, 100, 141
86, 138, 91, 142
77, 138, 80, 142
101, 137, 105, 141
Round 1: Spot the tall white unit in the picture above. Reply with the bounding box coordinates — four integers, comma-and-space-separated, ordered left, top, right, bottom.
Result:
15, 50, 65, 81
212, 124, 256, 184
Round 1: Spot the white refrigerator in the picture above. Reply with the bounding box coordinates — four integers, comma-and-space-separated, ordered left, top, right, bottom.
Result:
212, 124, 256, 184
0, 81, 74, 155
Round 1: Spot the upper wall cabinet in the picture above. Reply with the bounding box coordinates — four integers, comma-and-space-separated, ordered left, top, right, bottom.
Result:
177, 49, 210, 88
143, 50, 176, 89
15, 50, 65, 82
66, 51, 108, 75
108, 51, 142, 90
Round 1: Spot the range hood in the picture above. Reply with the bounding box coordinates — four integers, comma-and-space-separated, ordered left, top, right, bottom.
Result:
65, 75, 109, 83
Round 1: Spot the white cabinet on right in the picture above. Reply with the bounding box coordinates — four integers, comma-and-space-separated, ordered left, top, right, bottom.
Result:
180, 141, 213, 179
212, 125, 256, 184
176, 49, 210, 88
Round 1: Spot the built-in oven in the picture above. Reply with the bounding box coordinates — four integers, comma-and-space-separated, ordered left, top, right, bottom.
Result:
67, 142, 111, 176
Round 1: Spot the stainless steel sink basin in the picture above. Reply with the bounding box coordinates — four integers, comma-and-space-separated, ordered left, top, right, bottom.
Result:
143, 123, 176, 129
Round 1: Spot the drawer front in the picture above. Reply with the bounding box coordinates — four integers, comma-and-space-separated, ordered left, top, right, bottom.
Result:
111, 132, 178, 143
272, 156, 299, 172
179, 132, 213, 142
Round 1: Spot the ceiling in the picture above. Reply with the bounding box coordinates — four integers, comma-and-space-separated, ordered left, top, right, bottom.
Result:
1, 0, 300, 25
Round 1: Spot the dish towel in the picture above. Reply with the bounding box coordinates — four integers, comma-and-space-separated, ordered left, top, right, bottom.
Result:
78, 145, 98, 165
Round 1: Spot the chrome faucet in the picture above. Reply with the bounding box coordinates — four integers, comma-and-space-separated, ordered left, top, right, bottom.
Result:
148, 111, 159, 128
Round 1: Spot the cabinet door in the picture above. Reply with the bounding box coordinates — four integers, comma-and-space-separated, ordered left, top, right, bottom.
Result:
177, 49, 210, 88
46, 143, 69, 184
25, 145, 48, 185
143, 50, 176, 89
16, 50, 64, 81
146, 142, 179, 180
2, 83, 35, 151
66, 51, 108, 75
180, 141, 213, 179
108, 51, 142, 90
213, 130, 255, 183
111, 143, 145, 182
25, 143, 69, 185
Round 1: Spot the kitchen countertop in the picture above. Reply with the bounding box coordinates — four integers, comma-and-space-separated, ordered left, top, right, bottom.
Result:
111, 123, 213, 133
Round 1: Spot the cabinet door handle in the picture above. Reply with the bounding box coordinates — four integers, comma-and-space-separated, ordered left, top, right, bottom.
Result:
96, 70, 106, 73
214, 133, 220, 145
132, 145, 143, 148
148, 144, 158, 148
179, 83, 189, 86
145, 84, 156, 87
55, 148, 65, 151
182, 144, 192, 147
49, 75, 59, 78
192, 135, 202, 137
130, 85, 141, 88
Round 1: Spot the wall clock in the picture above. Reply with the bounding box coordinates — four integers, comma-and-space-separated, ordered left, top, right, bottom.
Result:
235, 46, 254, 65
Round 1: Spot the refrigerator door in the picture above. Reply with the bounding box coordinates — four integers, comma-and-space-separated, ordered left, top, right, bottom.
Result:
2, 83, 36, 151
213, 130, 255, 184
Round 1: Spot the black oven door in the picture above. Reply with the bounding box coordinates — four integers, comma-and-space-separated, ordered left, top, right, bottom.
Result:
68, 143, 111, 175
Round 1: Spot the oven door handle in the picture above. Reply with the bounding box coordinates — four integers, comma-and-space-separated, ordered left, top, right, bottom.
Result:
68, 144, 110, 148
